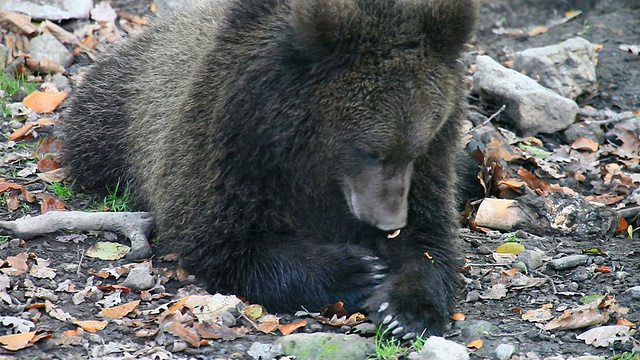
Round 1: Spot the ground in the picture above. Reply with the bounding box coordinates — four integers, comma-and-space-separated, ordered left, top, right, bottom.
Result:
0, 0, 639, 359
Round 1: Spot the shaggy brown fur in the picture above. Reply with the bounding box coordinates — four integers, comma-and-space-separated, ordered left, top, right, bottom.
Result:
64, 0, 478, 338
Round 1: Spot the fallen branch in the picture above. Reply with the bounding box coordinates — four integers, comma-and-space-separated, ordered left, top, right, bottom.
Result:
0, 211, 154, 260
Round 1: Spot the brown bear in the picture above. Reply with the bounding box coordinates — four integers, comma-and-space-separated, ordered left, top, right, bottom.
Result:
63, 0, 478, 339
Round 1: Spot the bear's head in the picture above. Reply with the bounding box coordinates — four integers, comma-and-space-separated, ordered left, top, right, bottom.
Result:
290, 0, 477, 231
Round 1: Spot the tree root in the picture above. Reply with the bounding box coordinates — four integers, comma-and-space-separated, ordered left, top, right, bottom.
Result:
0, 211, 155, 260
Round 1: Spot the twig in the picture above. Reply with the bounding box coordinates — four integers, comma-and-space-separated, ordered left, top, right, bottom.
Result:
583, 113, 637, 125
77, 247, 85, 276
481, 104, 506, 126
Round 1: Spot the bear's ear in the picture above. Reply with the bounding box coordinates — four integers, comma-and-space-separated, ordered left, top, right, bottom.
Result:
413, 0, 478, 60
290, 0, 362, 61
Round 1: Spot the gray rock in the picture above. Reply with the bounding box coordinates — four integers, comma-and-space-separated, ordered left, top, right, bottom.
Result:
547, 254, 589, 270
119, 266, 155, 291
0, 0, 93, 20
473, 55, 578, 136
495, 343, 517, 360
465, 290, 480, 303
455, 320, 497, 342
517, 249, 544, 271
247, 342, 283, 360
275, 333, 374, 360
625, 286, 640, 300
569, 267, 591, 282
49, 73, 71, 93
25, 33, 73, 68
514, 37, 597, 100
417, 336, 468, 360
563, 122, 605, 144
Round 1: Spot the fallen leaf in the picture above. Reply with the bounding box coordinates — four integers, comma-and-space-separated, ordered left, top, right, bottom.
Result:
0, 331, 36, 351
279, 320, 307, 335
73, 320, 109, 332
467, 338, 483, 349
86, 241, 130, 260
102, 300, 140, 319
256, 315, 280, 334
8, 122, 35, 141
571, 137, 599, 152
166, 321, 200, 347
451, 312, 466, 321
495, 242, 525, 254
576, 325, 635, 347
522, 307, 554, 323
22, 91, 68, 113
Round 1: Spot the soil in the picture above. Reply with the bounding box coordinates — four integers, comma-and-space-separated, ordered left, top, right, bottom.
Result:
1, 0, 639, 359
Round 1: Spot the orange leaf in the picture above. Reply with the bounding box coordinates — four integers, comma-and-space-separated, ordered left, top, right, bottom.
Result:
279, 320, 307, 335
166, 321, 200, 347
595, 266, 612, 273
23, 91, 68, 113
256, 316, 279, 334
73, 320, 109, 332
102, 300, 140, 319
451, 312, 466, 321
0, 331, 36, 351
168, 295, 190, 312
616, 217, 629, 234
8, 122, 35, 141
467, 338, 483, 349
617, 318, 636, 328
39, 194, 66, 213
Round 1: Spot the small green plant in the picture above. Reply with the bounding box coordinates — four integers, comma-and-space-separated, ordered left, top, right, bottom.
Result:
0, 235, 11, 244
607, 351, 640, 360
0, 73, 38, 117
578, 20, 589, 35
507, 233, 522, 243
50, 181, 75, 201
368, 325, 428, 360
100, 181, 131, 212
580, 292, 604, 304
628, 225, 635, 239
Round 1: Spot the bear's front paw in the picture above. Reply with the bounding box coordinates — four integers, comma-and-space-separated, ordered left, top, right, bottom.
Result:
365, 281, 449, 340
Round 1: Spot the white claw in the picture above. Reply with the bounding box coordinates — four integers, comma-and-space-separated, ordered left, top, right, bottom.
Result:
392, 326, 404, 335
402, 332, 416, 340
372, 264, 386, 272
382, 315, 393, 324
373, 274, 385, 280
362, 256, 380, 261
387, 320, 399, 329
378, 302, 390, 313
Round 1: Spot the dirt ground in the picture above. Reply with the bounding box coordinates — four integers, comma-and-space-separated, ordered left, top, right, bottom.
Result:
1, 0, 639, 359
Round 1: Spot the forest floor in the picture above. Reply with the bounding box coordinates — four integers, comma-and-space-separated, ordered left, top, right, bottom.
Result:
0, 0, 639, 359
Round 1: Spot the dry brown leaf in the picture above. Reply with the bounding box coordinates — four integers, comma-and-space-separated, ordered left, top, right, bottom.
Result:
168, 296, 190, 312
102, 300, 140, 319
522, 307, 554, 323
617, 318, 636, 328
279, 320, 307, 335
467, 338, 483, 349
44, 20, 77, 44
29, 257, 57, 279
193, 322, 249, 340
527, 26, 548, 37
320, 301, 348, 319
256, 315, 279, 334
0, 331, 36, 351
9, 122, 35, 141
73, 320, 108, 332
23, 91, 68, 113
166, 321, 200, 347
4, 253, 29, 276
571, 137, 599, 152
451, 312, 466, 321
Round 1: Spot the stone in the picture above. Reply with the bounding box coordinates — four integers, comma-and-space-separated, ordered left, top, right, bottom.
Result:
275, 333, 375, 360
547, 254, 589, 270
25, 33, 73, 69
120, 266, 155, 291
417, 336, 469, 360
514, 37, 597, 100
473, 55, 578, 136
495, 343, 517, 360
0, 0, 93, 20
517, 249, 544, 271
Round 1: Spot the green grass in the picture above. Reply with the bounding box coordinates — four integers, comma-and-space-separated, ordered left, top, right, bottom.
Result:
98, 181, 131, 212
0, 235, 11, 244
580, 292, 604, 304
0, 73, 37, 117
50, 181, 75, 201
367, 325, 427, 360
607, 352, 640, 360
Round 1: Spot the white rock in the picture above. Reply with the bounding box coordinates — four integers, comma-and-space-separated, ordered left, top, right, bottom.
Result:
417, 336, 469, 360
514, 37, 597, 100
0, 0, 93, 20
473, 55, 578, 136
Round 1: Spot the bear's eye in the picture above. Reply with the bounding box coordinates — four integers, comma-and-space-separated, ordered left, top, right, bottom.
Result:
355, 148, 381, 164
